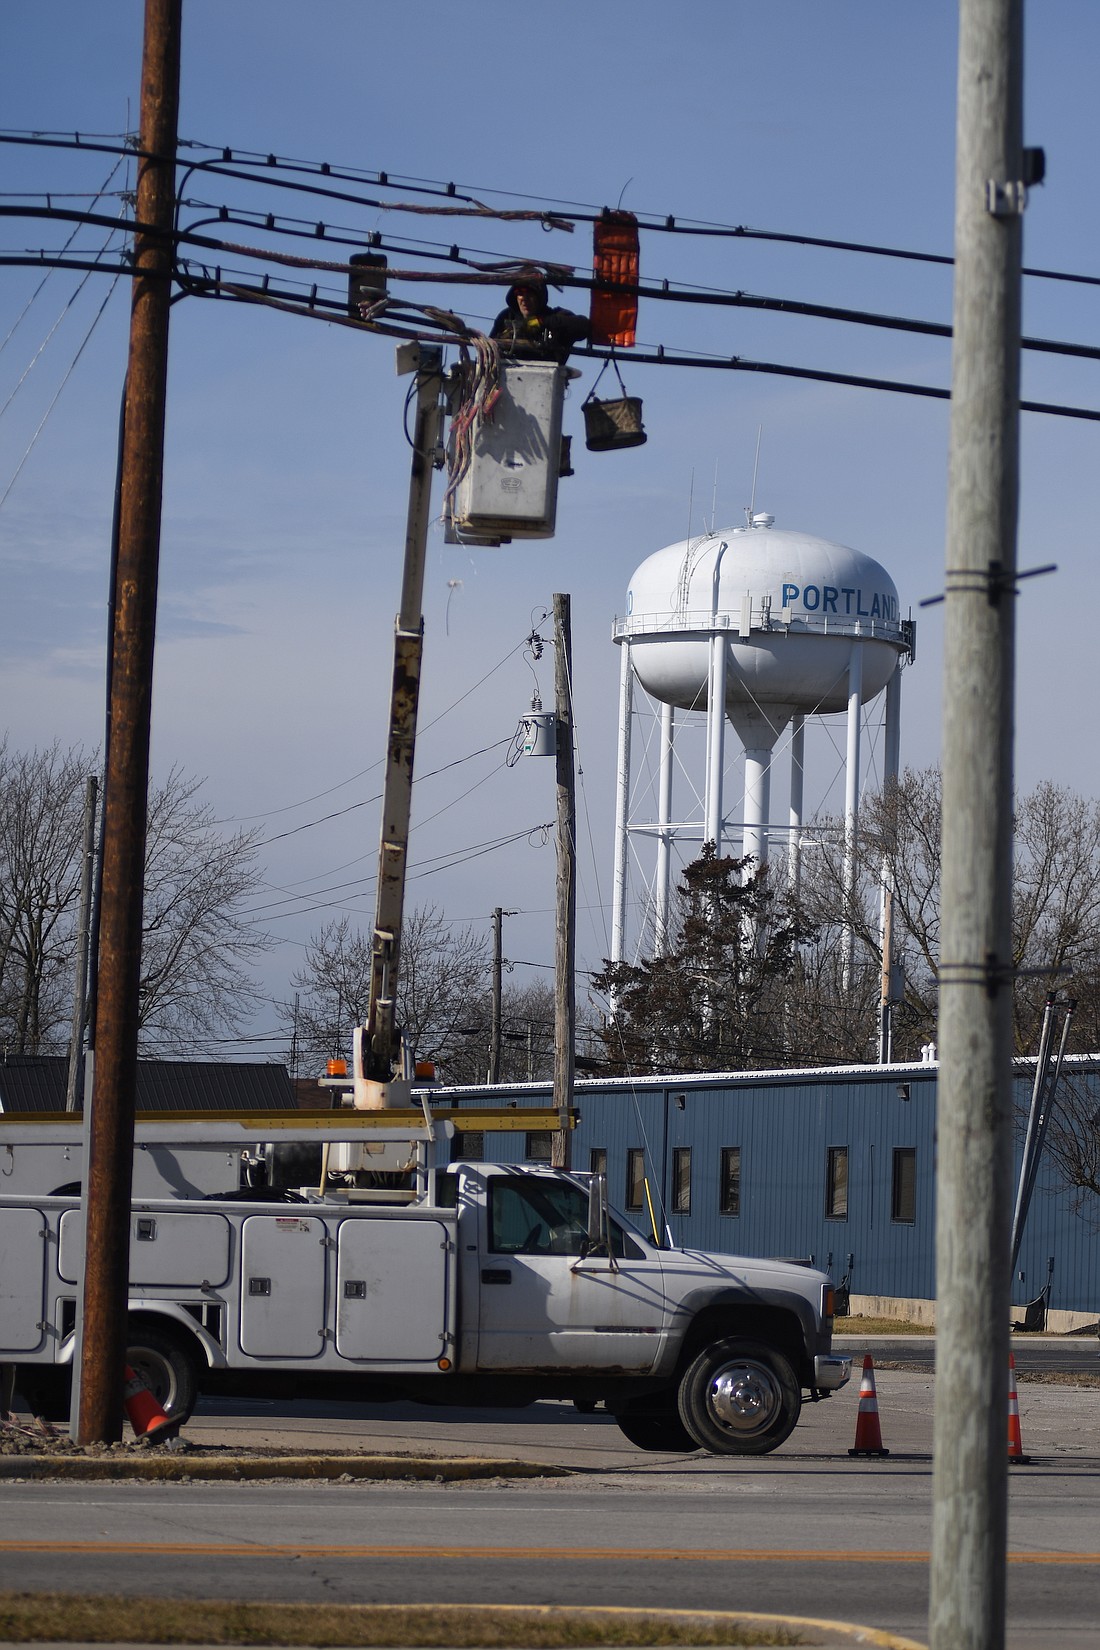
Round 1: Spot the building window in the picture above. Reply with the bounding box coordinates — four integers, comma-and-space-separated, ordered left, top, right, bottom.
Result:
826, 1146, 849, 1220
589, 1148, 607, 1178
453, 1130, 484, 1162
892, 1147, 917, 1223
625, 1148, 645, 1211
672, 1147, 692, 1213
525, 1130, 552, 1163
720, 1147, 741, 1216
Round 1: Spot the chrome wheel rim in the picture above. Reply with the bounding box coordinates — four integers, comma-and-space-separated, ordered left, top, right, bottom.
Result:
707, 1360, 783, 1438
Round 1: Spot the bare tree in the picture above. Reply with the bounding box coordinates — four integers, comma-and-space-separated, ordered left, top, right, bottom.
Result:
797, 768, 1100, 1060
0, 742, 270, 1057
0, 740, 89, 1052
1043, 1069, 1100, 1221
286, 905, 490, 1083
1011, 784, 1100, 1053
796, 766, 943, 1061
137, 767, 271, 1052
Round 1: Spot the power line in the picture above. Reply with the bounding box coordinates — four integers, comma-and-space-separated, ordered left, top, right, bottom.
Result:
4, 128, 1096, 289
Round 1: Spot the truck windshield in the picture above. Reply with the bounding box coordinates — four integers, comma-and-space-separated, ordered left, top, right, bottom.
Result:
489, 1176, 643, 1259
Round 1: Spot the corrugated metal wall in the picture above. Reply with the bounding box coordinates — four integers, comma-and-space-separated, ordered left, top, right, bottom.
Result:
439, 1058, 1100, 1314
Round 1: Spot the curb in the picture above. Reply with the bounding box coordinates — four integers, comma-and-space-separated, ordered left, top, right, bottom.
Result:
0, 1452, 569, 1483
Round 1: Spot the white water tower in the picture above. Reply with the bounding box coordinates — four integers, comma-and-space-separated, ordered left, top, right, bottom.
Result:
609, 514, 914, 963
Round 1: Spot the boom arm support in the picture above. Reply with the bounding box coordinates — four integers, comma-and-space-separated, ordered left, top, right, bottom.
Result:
358, 344, 445, 1104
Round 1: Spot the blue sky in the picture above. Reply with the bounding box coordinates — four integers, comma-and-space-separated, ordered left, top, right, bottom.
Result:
2, 3, 1098, 1060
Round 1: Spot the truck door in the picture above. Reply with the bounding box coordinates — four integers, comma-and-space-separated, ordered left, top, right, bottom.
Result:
475, 1173, 666, 1371
0, 1207, 48, 1354
335, 1214, 452, 1364
240, 1214, 326, 1358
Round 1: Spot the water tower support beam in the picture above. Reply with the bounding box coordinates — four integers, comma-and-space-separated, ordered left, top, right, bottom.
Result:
878, 665, 903, 1063
788, 713, 805, 896
841, 641, 864, 988
742, 748, 771, 871
655, 702, 675, 954
610, 640, 634, 970
704, 630, 728, 850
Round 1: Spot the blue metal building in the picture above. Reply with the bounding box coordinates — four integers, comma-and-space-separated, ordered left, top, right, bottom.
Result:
431, 1057, 1100, 1322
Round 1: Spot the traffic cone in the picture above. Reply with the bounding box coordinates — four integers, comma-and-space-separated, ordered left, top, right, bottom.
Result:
848, 1354, 890, 1457
122, 1365, 176, 1441
1007, 1353, 1031, 1465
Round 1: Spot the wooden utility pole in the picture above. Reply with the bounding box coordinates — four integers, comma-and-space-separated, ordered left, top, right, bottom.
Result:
551, 593, 575, 1169
930, 3, 1024, 1646
76, 0, 182, 1444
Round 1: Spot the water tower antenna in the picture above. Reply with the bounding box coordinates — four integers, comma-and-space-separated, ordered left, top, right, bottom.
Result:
746, 425, 764, 525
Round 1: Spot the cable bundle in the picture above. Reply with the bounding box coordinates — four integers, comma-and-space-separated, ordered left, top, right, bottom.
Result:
443, 332, 501, 512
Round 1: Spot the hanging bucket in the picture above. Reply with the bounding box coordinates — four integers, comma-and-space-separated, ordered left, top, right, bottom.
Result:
582, 359, 647, 452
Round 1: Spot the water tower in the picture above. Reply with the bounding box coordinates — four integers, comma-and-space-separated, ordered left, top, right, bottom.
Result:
609, 513, 915, 965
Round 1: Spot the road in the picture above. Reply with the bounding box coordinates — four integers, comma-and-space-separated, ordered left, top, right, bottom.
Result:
0, 1365, 1097, 1649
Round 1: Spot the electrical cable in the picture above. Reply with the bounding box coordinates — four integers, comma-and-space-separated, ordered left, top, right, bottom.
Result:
260, 737, 511, 847
7, 202, 1100, 368
0, 272, 121, 509
4, 129, 1099, 291
0, 156, 126, 361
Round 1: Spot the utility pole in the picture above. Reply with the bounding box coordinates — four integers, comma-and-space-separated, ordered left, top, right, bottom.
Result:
551, 593, 575, 1169
76, 0, 181, 1445
65, 775, 98, 1112
930, 4, 1025, 1647
489, 907, 503, 1084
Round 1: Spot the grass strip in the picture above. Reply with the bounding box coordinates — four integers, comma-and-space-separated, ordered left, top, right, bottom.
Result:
0, 1596, 808, 1646
834, 1318, 933, 1336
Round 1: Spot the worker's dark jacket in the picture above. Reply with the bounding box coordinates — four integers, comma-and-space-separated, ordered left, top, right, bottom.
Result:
490, 297, 589, 363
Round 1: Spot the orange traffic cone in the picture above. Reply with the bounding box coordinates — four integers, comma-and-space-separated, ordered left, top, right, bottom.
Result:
122, 1365, 176, 1441
848, 1354, 890, 1457
1007, 1353, 1031, 1465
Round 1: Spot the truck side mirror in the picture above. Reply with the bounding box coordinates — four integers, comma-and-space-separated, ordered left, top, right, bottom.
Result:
579, 1174, 617, 1271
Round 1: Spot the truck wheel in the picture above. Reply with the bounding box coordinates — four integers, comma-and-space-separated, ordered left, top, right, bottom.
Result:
615, 1411, 699, 1452
678, 1338, 801, 1455
125, 1325, 198, 1426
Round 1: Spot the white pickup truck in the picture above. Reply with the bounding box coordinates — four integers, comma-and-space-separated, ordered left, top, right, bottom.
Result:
0, 1116, 849, 1455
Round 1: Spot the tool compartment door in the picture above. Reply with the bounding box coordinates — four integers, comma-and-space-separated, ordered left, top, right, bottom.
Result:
335, 1216, 450, 1363
57, 1208, 231, 1288
239, 1214, 326, 1357
0, 1207, 48, 1353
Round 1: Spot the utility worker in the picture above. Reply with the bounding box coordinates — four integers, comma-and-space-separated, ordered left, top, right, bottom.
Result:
490, 278, 588, 363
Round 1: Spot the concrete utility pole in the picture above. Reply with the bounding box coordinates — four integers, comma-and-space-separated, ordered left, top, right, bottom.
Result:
76, 0, 181, 1445
489, 907, 503, 1084
930, 3, 1025, 1647
551, 593, 575, 1169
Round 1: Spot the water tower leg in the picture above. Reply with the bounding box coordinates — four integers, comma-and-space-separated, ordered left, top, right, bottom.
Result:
841, 641, 864, 989
704, 632, 728, 851
655, 702, 675, 955
788, 713, 805, 896
610, 640, 634, 971
743, 747, 771, 871
878, 667, 903, 1061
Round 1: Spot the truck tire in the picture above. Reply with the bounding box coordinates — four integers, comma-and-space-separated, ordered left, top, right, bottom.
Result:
125, 1324, 198, 1426
677, 1338, 801, 1455
615, 1411, 699, 1452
